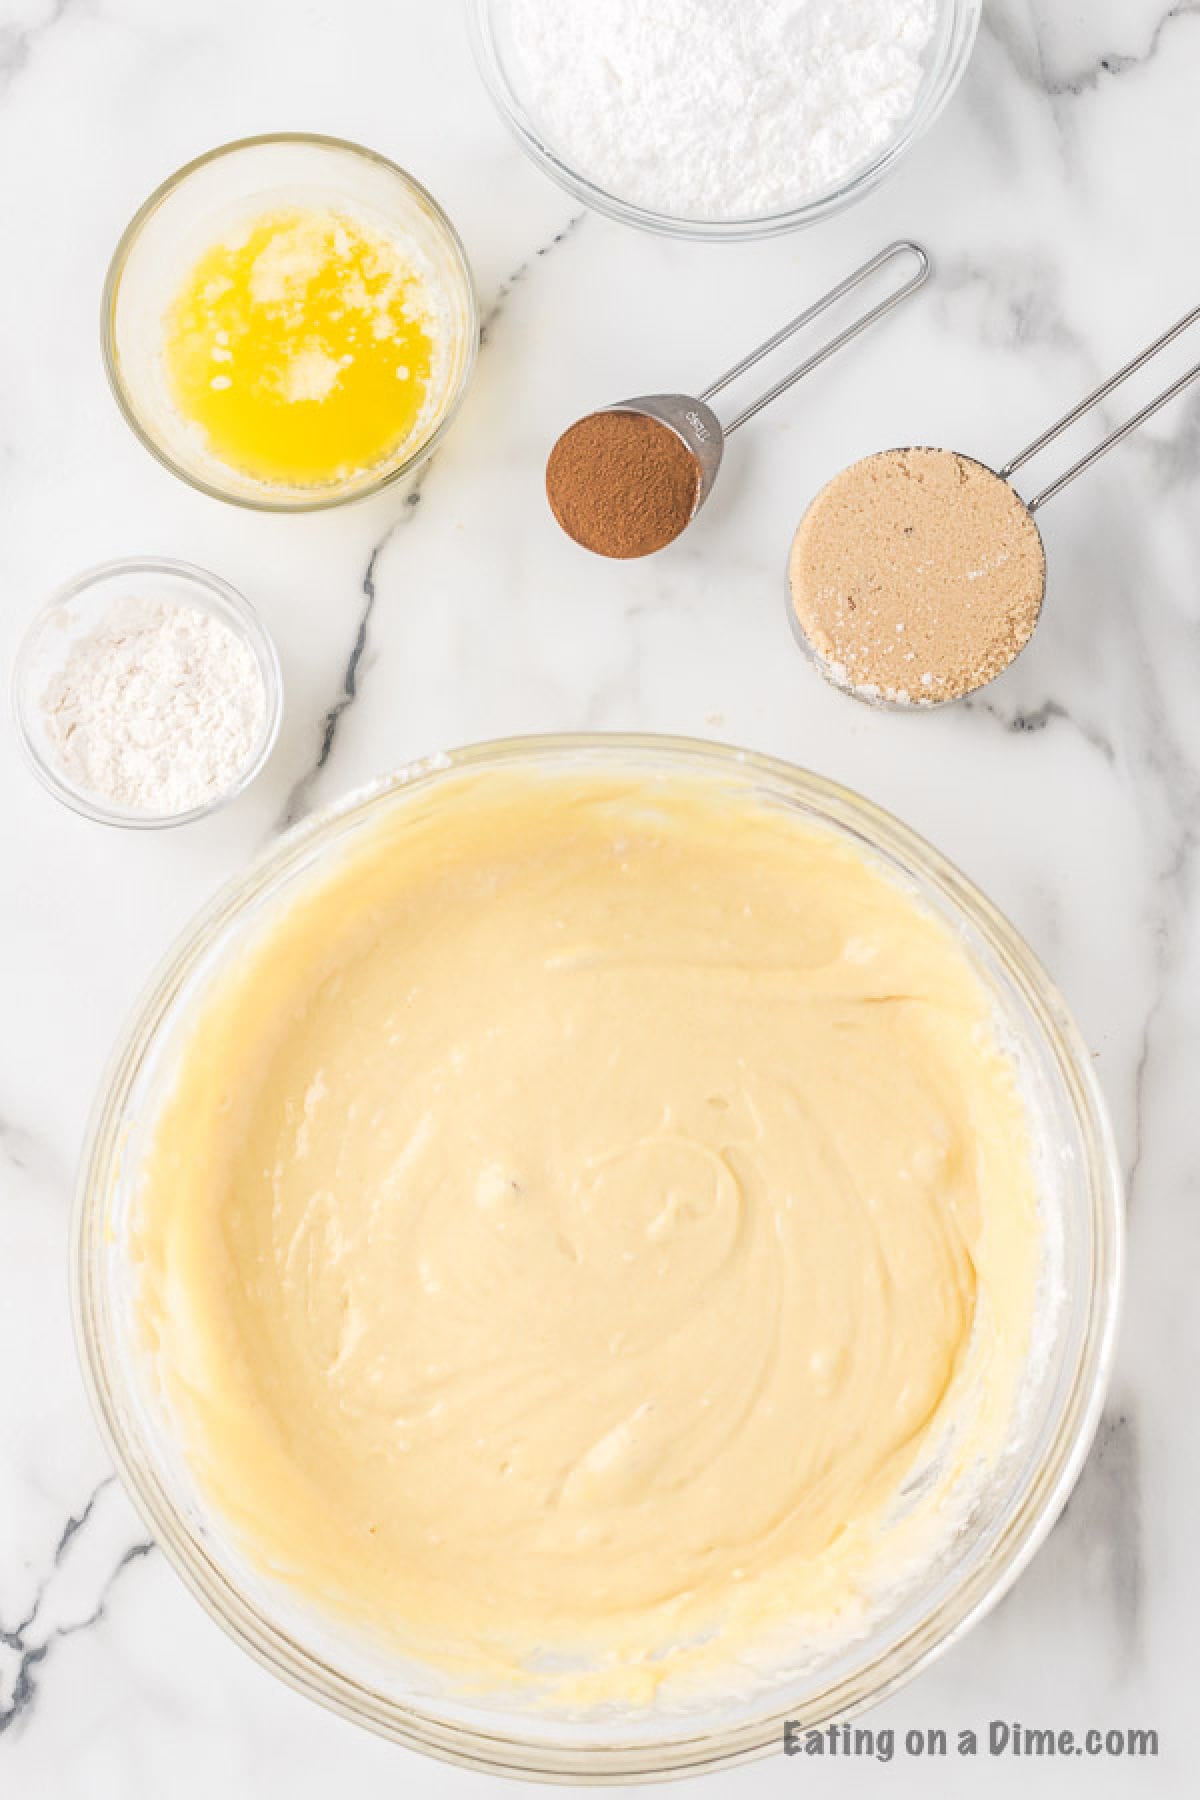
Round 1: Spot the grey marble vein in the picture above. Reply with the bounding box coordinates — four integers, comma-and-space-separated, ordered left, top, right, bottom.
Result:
0, 1116, 37, 1176
1, 1472, 152, 1736
1115, 595, 1200, 1201
479, 212, 585, 345
932, 253, 1086, 360
964, 695, 1117, 763
1133, 386, 1200, 489
0, 0, 77, 103
986, 0, 1200, 99
1125, 812, 1197, 1201
50, 1476, 115, 1569
277, 492, 423, 830
0, 1111, 67, 1194
1061, 1407, 1143, 1666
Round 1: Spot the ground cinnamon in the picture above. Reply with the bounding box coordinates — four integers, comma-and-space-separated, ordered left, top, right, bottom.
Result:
545, 409, 701, 558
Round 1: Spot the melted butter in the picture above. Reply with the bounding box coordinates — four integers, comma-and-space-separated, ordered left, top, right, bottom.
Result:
135, 768, 1041, 1700
162, 207, 437, 486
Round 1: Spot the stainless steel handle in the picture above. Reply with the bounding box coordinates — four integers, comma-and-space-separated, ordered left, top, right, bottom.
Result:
699, 240, 931, 436
1001, 301, 1200, 513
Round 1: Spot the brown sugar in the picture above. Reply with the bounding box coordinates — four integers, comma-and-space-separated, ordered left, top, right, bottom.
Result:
546, 409, 701, 558
788, 448, 1047, 704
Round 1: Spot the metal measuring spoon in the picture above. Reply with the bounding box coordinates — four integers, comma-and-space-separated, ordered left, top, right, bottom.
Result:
546, 242, 930, 558
788, 300, 1200, 707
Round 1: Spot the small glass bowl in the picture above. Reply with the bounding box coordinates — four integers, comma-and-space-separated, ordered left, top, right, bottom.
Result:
469, 0, 981, 240
12, 557, 283, 829
73, 735, 1123, 1777
102, 134, 478, 510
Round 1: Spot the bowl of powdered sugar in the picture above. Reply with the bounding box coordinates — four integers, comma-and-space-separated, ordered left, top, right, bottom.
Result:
13, 558, 281, 828
470, 0, 980, 237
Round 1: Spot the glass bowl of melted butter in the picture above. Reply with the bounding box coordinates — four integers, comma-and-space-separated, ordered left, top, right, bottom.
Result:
102, 134, 477, 509
74, 736, 1122, 1779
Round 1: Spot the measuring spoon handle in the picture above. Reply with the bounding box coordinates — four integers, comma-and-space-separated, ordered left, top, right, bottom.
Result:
1001, 301, 1200, 513
698, 241, 930, 436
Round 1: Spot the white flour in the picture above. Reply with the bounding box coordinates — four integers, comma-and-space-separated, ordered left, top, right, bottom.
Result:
40, 596, 267, 815
507, 0, 938, 219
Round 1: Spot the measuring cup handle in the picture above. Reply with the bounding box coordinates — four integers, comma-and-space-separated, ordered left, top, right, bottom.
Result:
698, 241, 930, 436
1000, 300, 1200, 512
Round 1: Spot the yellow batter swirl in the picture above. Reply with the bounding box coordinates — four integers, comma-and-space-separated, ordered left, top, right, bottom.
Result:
135, 767, 1041, 1699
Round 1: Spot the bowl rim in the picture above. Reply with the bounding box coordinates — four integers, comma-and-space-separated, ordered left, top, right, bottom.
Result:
100, 131, 479, 512
467, 0, 983, 240
11, 554, 284, 829
71, 732, 1124, 1779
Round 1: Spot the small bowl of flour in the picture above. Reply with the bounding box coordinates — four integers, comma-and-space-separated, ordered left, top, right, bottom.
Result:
470, 0, 979, 236
13, 558, 282, 828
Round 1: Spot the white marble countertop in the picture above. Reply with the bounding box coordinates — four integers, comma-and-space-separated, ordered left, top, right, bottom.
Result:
2, 0, 1197, 1793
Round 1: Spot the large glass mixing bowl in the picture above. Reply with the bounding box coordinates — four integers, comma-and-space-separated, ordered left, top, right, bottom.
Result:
73, 735, 1122, 1780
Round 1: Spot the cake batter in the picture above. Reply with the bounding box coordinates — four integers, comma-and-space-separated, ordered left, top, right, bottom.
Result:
134, 765, 1041, 1697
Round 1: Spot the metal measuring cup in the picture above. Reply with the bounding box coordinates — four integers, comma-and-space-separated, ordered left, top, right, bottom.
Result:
547, 242, 930, 557
788, 300, 1200, 706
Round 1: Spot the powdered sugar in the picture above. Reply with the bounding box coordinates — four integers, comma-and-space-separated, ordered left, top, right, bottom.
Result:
506, 0, 938, 220
40, 596, 268, 816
